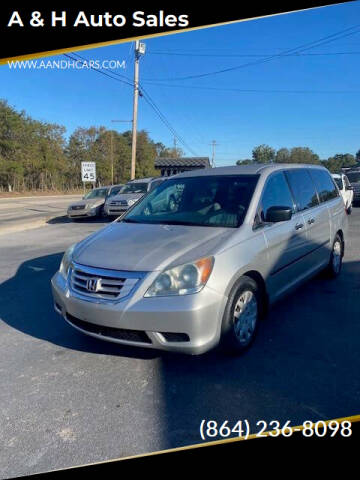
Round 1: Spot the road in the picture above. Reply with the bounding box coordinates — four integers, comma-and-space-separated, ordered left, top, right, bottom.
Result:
0, 195, 82, 235
0, 208, 359, 478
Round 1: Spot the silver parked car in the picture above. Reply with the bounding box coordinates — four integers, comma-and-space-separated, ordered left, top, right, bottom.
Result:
67, 185, 123, 220
104, 177, 166, 217
53, 164, 347, 355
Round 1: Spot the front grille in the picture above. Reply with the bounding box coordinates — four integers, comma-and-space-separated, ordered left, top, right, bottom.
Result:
66, 313, 152, 344
71, 205, 86, 210
110, 200, 128, 206
70, 263, 144, 301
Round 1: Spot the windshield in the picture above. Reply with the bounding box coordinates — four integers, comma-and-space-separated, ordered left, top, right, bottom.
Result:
121, 183, 148, 194
346, 172, 360, 183
333, 177, 343, 190
108, 186, 123, 197
120, 175, 259, 228
84, 188, 108, 199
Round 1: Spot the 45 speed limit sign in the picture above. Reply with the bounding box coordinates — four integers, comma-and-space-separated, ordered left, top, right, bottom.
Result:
81, 162, 96, 182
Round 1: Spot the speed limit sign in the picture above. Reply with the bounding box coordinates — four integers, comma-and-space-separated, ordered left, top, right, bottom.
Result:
81, 162, 96, 182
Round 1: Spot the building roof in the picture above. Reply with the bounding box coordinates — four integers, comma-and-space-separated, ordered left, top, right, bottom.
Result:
155, 157, 211, 168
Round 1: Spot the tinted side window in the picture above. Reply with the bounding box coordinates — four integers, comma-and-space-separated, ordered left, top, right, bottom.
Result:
309, 169, 339, 203
260, 172, 294, 222
333, 177, 343, 190
285, 169, 319, 212
150, 180, 163, 191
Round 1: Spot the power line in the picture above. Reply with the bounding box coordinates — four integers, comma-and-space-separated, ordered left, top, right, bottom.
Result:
142, 82, 360, 94
64, 52, 198, 157
147, 50, 360, 57
139, 84, 199, 156
144, 24, 360, 81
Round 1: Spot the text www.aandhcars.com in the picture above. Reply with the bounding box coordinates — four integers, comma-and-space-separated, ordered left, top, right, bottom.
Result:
7, 59, 126, 70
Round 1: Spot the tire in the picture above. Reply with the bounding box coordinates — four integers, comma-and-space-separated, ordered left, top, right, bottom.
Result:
325, 233, 343, 278
99, 206, 106, 218
346, 204, 352, 215
220, 276, 262, 354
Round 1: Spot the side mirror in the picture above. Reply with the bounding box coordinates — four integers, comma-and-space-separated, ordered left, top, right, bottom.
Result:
265, 206, 292, 223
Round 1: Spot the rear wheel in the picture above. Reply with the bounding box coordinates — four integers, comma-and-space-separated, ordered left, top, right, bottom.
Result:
220, 276, 261, 354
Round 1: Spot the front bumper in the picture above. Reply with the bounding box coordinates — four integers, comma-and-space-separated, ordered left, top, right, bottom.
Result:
104, 205, 129, 216
67, 208, 97, 218
51, 271, 227, 355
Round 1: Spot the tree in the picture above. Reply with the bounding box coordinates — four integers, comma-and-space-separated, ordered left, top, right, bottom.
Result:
0, 99, 67, 191
287, 147, 320, 164
236, 159, 253, 165
123, 130, 158, 179
252, 144, 275, 163
156, 142, 184, 159
0, 99, 193, 192
322, 153, 356, 173
356, 149, 360, 162
275, 148, 290, 163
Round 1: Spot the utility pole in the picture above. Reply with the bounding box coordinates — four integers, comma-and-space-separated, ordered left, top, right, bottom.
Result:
131, 40, 146, 180
210, 140, 218, 167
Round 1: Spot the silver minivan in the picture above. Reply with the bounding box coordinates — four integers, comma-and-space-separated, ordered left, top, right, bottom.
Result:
52, 164, 347, 355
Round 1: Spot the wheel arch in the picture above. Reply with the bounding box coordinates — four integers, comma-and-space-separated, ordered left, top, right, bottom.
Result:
335, 229, 345, 256
225, 269, 268, 318
242, 270, 269, 316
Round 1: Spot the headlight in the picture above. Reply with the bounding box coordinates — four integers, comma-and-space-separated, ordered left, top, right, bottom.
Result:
128, 199, 137, 206
144, 257, 214, 297
59, 244, 75, 279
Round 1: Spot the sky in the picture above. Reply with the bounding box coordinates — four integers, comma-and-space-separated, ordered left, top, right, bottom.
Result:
1, 2, 360, 166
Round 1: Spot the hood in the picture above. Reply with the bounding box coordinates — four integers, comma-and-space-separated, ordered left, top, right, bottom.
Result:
73, 222, 234, 272
70, 199, 104, 208
107, 192, 145, 203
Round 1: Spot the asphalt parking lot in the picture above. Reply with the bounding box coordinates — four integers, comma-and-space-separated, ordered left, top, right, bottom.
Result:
0, 206, 359, 478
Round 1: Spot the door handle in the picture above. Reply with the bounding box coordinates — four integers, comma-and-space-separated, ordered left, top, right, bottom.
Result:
295, 223, 304, 230
307, 218, 315, 225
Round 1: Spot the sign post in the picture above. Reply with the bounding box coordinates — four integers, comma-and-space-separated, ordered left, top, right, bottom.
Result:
81, 162, 96, 190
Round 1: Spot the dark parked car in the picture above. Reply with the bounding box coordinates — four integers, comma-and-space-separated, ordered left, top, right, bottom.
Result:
345, 170, 360, 205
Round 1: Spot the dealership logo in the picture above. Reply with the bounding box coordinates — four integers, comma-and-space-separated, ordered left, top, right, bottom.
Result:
86, 278, 101, 292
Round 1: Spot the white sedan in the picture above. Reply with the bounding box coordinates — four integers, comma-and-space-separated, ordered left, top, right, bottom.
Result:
332, 173, 354, 214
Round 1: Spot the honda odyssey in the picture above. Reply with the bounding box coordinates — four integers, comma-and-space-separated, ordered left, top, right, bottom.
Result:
52, 164, 347, 355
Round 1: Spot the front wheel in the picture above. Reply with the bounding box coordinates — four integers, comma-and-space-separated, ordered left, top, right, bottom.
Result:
220, 276, 261, 354
346, 204, 352, 215
325, 233, 343, 278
